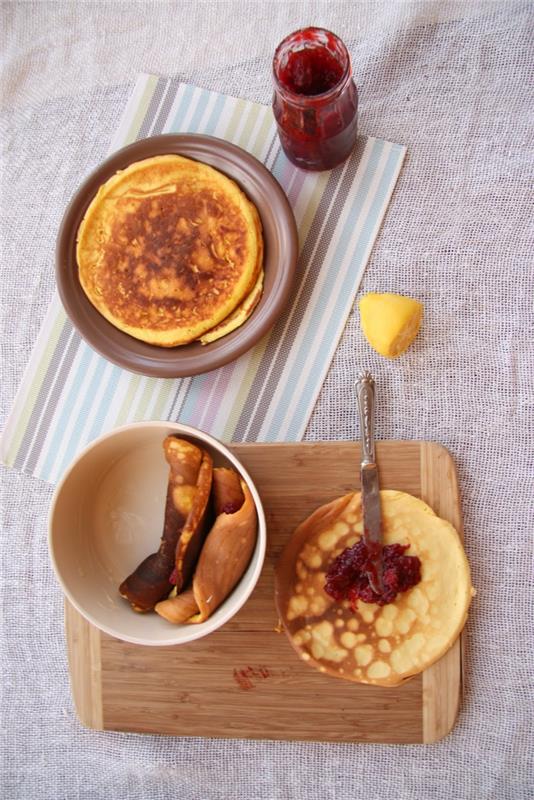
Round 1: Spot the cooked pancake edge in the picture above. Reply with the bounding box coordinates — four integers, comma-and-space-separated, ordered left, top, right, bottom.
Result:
277, 489, 474, 687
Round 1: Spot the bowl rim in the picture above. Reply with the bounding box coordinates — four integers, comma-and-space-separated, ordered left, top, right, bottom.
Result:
48, 421, 267, 646
56, 133, 299, 378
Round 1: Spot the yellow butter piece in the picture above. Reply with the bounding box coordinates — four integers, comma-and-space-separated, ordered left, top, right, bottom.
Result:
358, 292, 423, 358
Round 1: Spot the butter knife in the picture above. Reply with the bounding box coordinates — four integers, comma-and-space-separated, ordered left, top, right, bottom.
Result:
355, 370, 384, 596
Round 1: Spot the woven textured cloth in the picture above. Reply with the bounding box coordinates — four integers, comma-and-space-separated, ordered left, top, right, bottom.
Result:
0, 77, 407, 479
1, 2, 533, 799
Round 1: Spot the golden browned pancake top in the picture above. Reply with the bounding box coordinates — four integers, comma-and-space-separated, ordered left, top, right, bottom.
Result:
77, 155, 263, 346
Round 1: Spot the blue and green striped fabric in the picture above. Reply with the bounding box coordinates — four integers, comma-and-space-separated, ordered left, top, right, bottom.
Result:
1, 74, 406, 484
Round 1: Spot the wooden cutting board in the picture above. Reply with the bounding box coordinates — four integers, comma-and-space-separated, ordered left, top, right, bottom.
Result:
65, 441, 464, 744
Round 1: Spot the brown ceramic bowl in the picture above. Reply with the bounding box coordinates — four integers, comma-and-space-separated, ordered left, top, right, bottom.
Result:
56, 134, 298, 378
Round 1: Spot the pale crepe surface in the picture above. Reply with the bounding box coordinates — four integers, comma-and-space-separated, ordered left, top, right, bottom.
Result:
279, 490, 474, 687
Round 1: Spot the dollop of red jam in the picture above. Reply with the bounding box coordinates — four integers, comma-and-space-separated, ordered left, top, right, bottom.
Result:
324, 541, 421, 607
278, 47, 344, 96
168, 567, 178, 585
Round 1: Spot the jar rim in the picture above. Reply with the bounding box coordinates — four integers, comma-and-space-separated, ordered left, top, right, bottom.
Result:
272, 26, 352, 106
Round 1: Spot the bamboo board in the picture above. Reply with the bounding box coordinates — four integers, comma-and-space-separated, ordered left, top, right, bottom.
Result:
65, 441, 464, 743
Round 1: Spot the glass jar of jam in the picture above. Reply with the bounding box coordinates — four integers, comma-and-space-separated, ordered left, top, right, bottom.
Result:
272, 27, 358, 171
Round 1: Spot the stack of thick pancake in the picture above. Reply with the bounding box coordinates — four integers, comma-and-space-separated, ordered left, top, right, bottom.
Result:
76, 154, 264, 346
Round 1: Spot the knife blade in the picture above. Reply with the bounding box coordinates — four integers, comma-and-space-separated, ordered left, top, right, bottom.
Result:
355, 370, 384, 596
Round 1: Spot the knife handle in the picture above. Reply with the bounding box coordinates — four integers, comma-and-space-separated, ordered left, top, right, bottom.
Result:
355, 370, 376, 466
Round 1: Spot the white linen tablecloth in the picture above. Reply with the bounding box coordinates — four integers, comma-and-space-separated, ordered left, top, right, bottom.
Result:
1, 2, 532, 798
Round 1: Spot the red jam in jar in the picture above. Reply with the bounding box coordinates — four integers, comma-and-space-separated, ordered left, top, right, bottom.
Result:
272, 27, 358, 171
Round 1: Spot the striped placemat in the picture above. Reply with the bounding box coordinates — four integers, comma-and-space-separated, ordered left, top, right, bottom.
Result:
1, 74, 406, 485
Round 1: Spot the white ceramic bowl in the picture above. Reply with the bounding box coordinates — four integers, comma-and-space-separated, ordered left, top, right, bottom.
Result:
48, 422, 266, 646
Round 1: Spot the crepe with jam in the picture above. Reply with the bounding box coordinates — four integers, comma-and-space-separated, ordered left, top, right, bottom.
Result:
77, 154, 263, 346
275, 490, 474, 687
